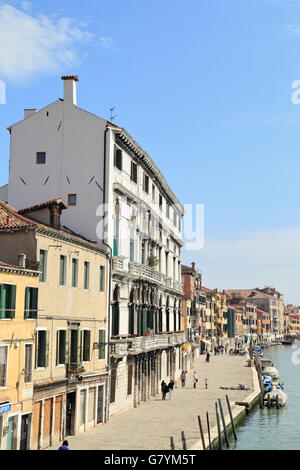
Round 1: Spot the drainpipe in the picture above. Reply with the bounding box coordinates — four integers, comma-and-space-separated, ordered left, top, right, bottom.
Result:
102, 126, 112, 423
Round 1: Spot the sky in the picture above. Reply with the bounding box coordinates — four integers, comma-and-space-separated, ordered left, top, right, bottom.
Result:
0, 0, 300, 303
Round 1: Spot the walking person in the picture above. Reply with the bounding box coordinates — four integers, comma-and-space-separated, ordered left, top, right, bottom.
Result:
206, 352, 210, 363
58, 440, 70, 450
193, 371, 198, 389
168, 379, 175, 400
161, 380, 169, 400
180, 370, 186, 388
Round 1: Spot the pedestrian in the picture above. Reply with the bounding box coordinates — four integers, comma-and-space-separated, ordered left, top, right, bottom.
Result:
205, 378, 208, 389
58, 440, 70, 450
161, 380, 169, 400
180, 370, 186, 388
206, 352, 210, 363
168, 379, 175, 400
193, 371, 198, 389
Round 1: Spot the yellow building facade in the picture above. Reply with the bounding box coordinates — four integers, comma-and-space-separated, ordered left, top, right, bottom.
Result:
0, 262, 39, 450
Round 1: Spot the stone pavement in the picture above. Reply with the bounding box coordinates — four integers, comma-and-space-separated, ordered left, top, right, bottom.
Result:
47, 353, 254, 450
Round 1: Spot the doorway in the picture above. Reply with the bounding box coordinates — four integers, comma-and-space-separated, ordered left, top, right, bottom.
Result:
66, 392, 76, 436
20, 414, 30, 450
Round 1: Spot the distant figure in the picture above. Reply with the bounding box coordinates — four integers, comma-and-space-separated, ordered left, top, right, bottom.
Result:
168, 380, 175, 400
180, 370, 186, 388
193, 371, 198, 389
205, 378, 208, 389
206, 352, 210, 363
161, 380, 169, 400
58, 440, 70, 450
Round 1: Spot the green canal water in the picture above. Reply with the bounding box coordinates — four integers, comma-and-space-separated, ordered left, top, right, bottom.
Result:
228, 341, 300, 450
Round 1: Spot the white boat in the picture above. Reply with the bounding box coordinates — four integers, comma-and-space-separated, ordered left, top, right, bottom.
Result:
264, 387, 287, 407
263, 366, 279, 379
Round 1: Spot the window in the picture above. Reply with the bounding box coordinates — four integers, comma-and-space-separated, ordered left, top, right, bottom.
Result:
68, 194, 77, 206
24, 287, 38, 319
0, 345, 8, 387
99, 266, 105, 292
24, 344, 33, 383
39, 250, 47, 282
72, 259, 78, 288
88, 388, 96, 423
81, 330, 91, 362
173, 210, 177, 226
70, 330, 79, 364
36, 152, 46, 164
59, 255, 66, 286
130, 161, 137, 183
143, 173, 149, 194
56, 330, 67, 365
84, 262, 90, 289
152, 184, 156, 203
35, 330, 49, 368
166, 203, 170, 218
159, 194, 163, 210
0, 284, 16, 319
114, 147, 122, 171
98, 329, 105, 360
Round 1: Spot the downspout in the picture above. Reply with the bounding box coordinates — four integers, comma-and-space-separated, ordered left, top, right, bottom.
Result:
102, 126, 112, 423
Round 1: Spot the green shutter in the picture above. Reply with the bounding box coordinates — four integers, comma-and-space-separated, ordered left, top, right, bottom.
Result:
45, 331, 49, 368
31, 288, 38, 319
10, 285, 16, 319
79, 330, 83, 363
24, 287, 30, 319
98, 330, 105, 360
35, 332, 39, 368
39, 250, 45, 282
0, 284, 6, 319
56, 330, 59, 365
85, 331, 91, 361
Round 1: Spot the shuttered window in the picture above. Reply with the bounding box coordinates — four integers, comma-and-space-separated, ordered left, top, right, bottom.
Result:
0, 346, 8, 387
0, 284, 16, 319
35, 330, 49, 368
81, 330, 90, 362
56, 330, 67, 365
24, 287, 38, 319
98, 330, 105, 360
114, 148, 122, 171
59, 256, 66, 286
24, 344, 33, 383
39, 250, 47, 282
84, 262, 90, 289
72, 259, 78, 287
99, 266, 105, 292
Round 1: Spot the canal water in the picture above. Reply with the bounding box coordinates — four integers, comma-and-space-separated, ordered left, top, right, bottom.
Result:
228, 341, 300, 450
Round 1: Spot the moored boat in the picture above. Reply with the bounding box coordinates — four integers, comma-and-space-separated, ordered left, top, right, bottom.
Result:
264, 387, 287, 407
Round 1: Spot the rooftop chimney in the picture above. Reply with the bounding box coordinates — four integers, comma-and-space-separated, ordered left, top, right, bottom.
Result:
61, 75, 79, 105
18, 253, 26, 268
24, 109, 37, 119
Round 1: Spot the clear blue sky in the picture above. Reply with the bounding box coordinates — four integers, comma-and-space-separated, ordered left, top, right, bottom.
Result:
0, 0, 300, 302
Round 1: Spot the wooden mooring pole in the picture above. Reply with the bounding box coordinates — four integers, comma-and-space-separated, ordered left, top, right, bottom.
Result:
206, 411, 212, 450
181, 431, 187, 450
225, 394, 237, 440
198, 415, 206, 450
215, 402, 223, 450
170, 436, 175, 450
218, 398, 230, 448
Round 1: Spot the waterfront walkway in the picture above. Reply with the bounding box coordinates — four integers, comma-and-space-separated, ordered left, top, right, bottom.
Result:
48, 353, 255, 451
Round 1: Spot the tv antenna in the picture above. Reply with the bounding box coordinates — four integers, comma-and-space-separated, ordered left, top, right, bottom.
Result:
110, 107, 118, 121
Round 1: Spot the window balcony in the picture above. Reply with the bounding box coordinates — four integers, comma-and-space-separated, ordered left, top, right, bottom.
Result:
110, 339, 128, 357
127, 332, 185, 354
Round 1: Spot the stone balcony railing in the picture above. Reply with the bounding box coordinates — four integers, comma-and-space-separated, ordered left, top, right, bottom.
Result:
110, 339, 128, 357
112, 256, 127, 273
127, 332, 185, 354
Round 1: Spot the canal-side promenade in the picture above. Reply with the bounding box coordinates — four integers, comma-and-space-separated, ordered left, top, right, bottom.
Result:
47, 353, 258, 451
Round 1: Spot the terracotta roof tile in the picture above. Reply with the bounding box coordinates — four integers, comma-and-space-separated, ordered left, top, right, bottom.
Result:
19, 198, 68, 214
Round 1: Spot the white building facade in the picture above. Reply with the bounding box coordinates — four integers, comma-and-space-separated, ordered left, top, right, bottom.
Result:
5, 75, 186, 417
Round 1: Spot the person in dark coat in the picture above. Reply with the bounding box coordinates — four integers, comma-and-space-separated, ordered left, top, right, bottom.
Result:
161, 380, 169, 400
206, 352, 210, 362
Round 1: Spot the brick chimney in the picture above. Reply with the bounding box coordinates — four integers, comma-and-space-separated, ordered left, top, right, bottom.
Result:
61, 75, 79, 105
191, 262, 195, 271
